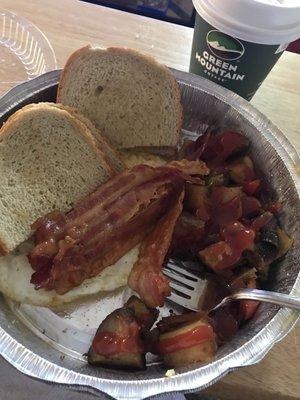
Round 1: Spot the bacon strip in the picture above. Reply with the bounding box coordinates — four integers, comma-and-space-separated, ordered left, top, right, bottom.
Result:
32, 163, 205, 245
168, 159, 209, 177
29, 174, 174, 274
30, 180, 179, 293
29, 161, 208, 294
128, 190, 185, 308
33, 165, 179, 243
49, 193, 174, 294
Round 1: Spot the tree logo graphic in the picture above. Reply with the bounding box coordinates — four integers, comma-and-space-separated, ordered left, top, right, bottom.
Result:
206, 30, 245, 61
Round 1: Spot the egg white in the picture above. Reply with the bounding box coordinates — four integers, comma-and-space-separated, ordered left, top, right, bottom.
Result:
0, 243, 139, 307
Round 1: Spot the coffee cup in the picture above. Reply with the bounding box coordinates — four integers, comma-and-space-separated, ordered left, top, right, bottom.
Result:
189, 0, 300, 100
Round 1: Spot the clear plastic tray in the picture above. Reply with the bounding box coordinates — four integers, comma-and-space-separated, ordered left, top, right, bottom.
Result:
0, 10, 56, 93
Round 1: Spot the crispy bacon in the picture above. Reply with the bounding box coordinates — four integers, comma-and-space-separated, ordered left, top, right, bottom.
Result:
168, 159, 209, 177
33, 165, 180, 243
32, 163, 207, 246
49, 193, 173, 294
128, 190, 185, 308
32, 211, 68, 245
31, 181, 178, 293
29, 161, 208, 294
67, 165, 182, 224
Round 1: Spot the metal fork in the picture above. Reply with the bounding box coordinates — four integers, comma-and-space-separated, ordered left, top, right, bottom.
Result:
163, 259, 300, 312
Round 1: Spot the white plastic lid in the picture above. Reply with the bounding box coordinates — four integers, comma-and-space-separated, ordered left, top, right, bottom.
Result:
192, 0, 300, 44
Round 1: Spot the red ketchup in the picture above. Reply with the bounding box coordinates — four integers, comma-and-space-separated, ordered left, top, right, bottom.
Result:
157, 324, 215, 355
92, 321, 143, 357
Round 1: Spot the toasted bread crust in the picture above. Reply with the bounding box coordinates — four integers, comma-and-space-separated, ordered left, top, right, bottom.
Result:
0, 240, 9, 256
57, 44, 91, 103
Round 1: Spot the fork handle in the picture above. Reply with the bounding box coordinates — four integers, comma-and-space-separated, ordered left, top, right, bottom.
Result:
232, 288, 300, 311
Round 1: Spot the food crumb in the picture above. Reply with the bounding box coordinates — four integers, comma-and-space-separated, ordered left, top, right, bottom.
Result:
59, 355, 65, 361
165, 369, 175, 378
62, 328, 67, 333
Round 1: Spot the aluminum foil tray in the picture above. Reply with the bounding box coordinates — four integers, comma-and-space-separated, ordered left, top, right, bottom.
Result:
0, 69, 299, 400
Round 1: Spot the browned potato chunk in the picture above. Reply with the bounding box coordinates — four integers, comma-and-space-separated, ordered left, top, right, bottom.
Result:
156, 314, 217, 368
88, 308, 146, 370
276, 228, 293, 258
228, 156, 254, 184
163, 340, 216, 368
185, 185, 210, 220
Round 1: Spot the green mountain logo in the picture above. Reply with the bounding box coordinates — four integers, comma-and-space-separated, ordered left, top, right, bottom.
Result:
206, 30, 244, 61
